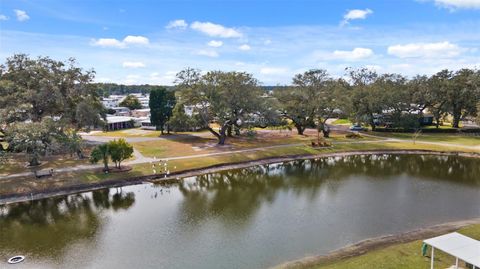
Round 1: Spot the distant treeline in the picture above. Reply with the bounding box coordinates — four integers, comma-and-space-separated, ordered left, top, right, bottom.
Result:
94, 83, 175, 96
94, 83, 284, 96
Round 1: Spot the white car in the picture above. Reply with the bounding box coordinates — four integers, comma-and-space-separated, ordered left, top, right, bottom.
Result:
349, 125, 364, 131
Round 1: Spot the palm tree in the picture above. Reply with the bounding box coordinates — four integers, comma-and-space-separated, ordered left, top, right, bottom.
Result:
90, 143, 110, 172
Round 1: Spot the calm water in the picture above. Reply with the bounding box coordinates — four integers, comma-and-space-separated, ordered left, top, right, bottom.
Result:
1, 154, 480, 269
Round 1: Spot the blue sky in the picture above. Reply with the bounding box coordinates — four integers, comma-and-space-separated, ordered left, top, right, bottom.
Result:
1, 0, 480, 85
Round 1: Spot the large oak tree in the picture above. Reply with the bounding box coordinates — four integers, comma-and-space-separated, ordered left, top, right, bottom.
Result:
0, 54, 104, 165
175, 68, 264, 145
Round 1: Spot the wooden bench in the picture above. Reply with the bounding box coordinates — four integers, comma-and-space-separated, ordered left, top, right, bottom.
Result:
34, 169, 54, 178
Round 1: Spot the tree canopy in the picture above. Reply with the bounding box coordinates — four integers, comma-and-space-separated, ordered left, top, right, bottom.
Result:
90, 139, 133, 171
119, 95, 142, 110
149, 87, 176, 134
275, 69, 341, 135
0, 54, 104, 165
175, 68, 267, 144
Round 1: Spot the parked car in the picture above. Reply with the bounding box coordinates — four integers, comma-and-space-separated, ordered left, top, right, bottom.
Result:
349, 124, 364, 131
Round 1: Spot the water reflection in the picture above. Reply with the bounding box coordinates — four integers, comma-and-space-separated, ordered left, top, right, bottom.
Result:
0, 189, 135, 258
175, 154, 480, 226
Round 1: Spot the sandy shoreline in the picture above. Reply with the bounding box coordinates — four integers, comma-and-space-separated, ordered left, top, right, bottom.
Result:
273, 218, 480, 268
1, 149, 479, 205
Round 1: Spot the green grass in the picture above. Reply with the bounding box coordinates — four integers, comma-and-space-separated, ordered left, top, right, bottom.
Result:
332, 119, 352, 125
421, 124, 456, 130
374, 132, 480, 146
3, 137, 478, 196
308, 224, 480, 269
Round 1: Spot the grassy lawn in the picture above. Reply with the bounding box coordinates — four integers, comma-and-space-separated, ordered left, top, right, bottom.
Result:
131, 135, 218, 158
0, 149, 96, 176
2, 137, 479, 196
310, 224, 480, 269
130, 132, 378, 158
332, 119, 352, 125
373, 132, 480, 146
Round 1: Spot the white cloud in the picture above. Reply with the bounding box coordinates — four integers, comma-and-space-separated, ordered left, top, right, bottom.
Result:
389, 64, 412, 73
96, 77, 113, 83
124, 74, 141, 84
332, 47, 374, 60
90, 35, 149, 48
264, 39, 272, 45
260, 67, 289, 75
90, 38, 126, 48
0, 15, 8, 21
342, 9, 372, 25
191, 21, 242, 38
238, 44, 251, 51
364, 65, 383, 72
197, 49, 219, 57
150, 71, 177, 85
387, 41, 462, 58
433, 0, 480, 9
122, 61, 146, 68
166, 19, 188, 29
123, 35, 149, 45
14, 9, 29, 22
207, 40, 223, 47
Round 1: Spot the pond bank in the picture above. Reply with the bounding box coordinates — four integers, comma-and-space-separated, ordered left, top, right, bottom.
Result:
1, 149, 479, 205
273, 218, 480, 269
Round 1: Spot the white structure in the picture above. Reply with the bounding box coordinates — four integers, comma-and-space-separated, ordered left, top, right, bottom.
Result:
105, 116, 134, 131
184, 103, 207, 117
110, 107, 131, 116
131, 108, 150, 118
140, 118, 156, 130
102, 93, 150, 109
138, 96, 150, 108
423, 232, 480, 269
101, 98, 118, 108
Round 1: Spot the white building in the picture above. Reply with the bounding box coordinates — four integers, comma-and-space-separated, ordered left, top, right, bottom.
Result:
131, 108, 150, 118
140, 118, 156, 130
105, 116, 134, 131
110, 107, 131, 116
138, 96, 150, 108
101, 98, 118, 108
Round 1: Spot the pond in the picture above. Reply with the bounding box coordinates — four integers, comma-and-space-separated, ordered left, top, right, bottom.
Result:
1, 154, 480, 269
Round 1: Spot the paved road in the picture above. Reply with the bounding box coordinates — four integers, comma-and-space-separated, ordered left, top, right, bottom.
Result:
81, 131, 215, 143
